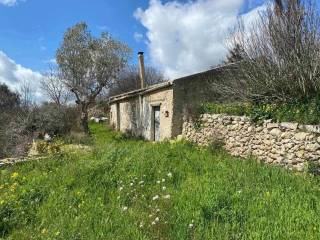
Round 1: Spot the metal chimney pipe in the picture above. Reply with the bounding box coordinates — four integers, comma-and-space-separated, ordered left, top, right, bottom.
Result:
138, 52, 146, 89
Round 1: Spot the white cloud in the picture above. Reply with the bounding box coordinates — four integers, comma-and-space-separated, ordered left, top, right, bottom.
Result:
134, 32, 144, 42
0, 0, 24, 6
0, 51, 45, 102
135, 0, 265, 79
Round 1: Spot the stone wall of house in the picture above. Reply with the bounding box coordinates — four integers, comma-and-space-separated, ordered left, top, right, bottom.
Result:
109, 86, 174, 141
182, 114, 320, 171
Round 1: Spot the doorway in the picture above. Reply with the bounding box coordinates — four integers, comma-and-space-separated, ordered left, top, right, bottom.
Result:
152, 106, 160, 141
116, 103, 120, 131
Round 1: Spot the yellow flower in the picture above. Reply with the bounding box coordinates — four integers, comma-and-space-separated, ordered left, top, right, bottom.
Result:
11, 172, 19, 179
10, 182, 18, 192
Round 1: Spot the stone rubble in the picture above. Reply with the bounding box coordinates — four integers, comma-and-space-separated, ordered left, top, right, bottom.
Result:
182, 114, 320, 172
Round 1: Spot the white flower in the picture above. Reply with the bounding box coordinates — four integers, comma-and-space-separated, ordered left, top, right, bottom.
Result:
188, 223, 194, 228
149, 214, 153, 218
122, 206, 128, 212
119, 186, 123, 191
130, 182, 134, 186
163, 194, 171, 199
139, 223, 144, 228
152, 195, 160, 201
167, 172, 173, 178
237, 190, 242, 194
156, 208, 160, 213
162, 186, 166, 191
139, 181, 144, 185
162, 178, 165, 182
151, 221, 156, 225
156, 180, 161, 184
154, 217, 159, 222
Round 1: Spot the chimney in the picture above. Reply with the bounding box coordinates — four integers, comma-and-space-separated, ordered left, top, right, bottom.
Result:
138, 52, 146, 89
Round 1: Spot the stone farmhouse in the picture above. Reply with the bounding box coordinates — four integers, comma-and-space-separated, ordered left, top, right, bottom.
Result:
109, 52, 236, 141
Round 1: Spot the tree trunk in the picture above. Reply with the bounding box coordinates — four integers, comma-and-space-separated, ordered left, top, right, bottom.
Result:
80, 105, 90, 135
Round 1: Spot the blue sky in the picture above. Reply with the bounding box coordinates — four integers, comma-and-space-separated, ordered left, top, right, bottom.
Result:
0, 0, 267, 101
0, 0, 152, 71
0, 0, 265, 70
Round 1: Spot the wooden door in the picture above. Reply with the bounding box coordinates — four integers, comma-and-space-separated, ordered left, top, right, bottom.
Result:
153, 106, 160, 141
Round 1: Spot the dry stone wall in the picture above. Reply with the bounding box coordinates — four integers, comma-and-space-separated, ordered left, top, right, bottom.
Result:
182, 114, 320, 171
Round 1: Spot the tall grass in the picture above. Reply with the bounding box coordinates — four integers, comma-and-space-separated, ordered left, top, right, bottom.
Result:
1, 123, 320, 239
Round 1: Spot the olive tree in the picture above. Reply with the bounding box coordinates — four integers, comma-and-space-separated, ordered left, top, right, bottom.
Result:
56, 22, 131, 134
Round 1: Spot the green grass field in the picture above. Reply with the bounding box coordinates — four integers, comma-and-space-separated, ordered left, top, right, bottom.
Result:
1, 123, 320, 239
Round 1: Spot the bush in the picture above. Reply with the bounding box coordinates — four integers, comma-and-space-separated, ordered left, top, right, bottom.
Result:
200, 99, 320, 125
32, 104, 80, 136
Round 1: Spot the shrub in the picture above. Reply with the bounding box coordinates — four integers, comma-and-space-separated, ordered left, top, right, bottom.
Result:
200, 99, 320, 125
32, 104, 80, 136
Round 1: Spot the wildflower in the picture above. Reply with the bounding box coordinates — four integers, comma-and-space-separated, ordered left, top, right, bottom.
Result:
163, 194, 171, 199
41, 228, 47, 234
55, 231, 60, 236
119, 186, 123, 191
156, 208, 160, 213
154, 217, 159, 222
130, 182, 134, 186
237, 190, 242, 194
149, 214, 153, 218
152, 195, 159, 201
189, 223, 194, 229
162, 178, 165, 182
151, 221, 156, 225
156, 180, 161, 184
162, 186, 166, 191
139, 181, 144, 185
11, 172, 19, 179
139, 222, 144, 228
167, 172, 172, 178
122, 206, 128, 212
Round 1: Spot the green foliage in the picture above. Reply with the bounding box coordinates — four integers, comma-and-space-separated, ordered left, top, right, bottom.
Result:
62, 132, 92, 145
308, 162, 320, 176
199, 102, 251, 116
1, 124, 320, 239
200, 99, 320, 125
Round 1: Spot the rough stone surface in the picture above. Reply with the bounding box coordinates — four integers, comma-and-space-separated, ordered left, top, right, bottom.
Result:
182, 114, 320, 172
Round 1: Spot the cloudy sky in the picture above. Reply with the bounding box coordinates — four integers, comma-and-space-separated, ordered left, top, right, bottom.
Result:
0, 0, 267, 102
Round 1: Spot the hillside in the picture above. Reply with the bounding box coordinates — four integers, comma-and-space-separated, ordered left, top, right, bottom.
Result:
1, 124, 320, 239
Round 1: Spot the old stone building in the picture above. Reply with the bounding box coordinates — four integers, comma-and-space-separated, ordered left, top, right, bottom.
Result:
109, 52, 236, 141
